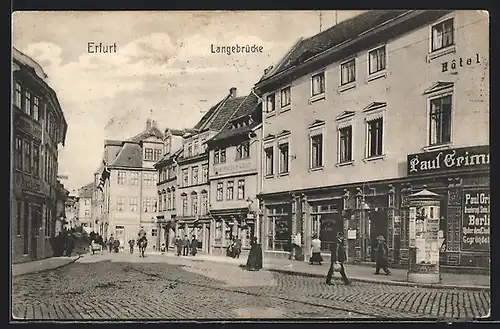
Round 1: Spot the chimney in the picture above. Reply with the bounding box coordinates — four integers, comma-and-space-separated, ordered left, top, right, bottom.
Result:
229, 87, 237, 98
146, 118, 152, 129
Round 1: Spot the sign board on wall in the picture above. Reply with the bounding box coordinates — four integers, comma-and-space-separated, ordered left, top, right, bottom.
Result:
407, 145, 489, 176
461, 190, 490, 252
347, 229, 357, 240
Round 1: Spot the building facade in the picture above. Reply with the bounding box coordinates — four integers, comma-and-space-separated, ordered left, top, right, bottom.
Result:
12, 48, 68, 263
206, 92, 263, 256
64, 195, 79, 229
78, 183, 93, 229
154, 128, 185, 249
173, 88, 246, 254
97, 119, 162, 248
254, 10, 489, 270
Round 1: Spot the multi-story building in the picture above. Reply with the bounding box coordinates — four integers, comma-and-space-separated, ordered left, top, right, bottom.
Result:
206, 92, 263, 256
174, 88, 249, 254
96, 119, 162, 248
12, 47, 68, 263
78, 182, 93, 229
254, 10, 489, 271
64, 195, 79, 229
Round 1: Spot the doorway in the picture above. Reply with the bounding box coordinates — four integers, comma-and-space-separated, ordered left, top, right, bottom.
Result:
30, 205, 40, 260
368, 208, 388, 262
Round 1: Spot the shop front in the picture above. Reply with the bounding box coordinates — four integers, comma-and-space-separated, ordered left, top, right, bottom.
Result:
400, 145, 490, 272
175, 215, 211, 253
210, 208, 254, 256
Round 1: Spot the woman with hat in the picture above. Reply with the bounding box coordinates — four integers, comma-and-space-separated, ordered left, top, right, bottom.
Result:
375, 235, 391, 275
309, 233, 323, 265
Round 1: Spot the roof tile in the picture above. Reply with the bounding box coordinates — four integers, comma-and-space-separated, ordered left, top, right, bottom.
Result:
110, 142, 143, 168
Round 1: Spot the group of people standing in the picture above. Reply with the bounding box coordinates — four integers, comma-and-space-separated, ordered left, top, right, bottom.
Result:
174, 235, 198, 256
51, 227, 76, 257
226, 237, 242, 258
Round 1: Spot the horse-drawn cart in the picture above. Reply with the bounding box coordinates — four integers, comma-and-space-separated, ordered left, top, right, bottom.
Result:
90, 241, 103, 255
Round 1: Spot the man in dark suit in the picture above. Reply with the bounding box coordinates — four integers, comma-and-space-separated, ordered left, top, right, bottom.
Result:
182, 235, 190, 256
326, 231, 351, 285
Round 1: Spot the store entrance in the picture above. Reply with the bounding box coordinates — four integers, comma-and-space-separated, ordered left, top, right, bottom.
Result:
368, 208, 388, 262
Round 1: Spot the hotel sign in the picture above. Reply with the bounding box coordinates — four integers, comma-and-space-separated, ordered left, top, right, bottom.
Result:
407, 146, 489, 176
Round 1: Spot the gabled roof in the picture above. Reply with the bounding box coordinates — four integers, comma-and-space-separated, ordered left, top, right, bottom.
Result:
109, 142, 143, 168
229, 93, 261, 123
193, 98, 228, 130
78, 182, 94, 198
266, 11, 410, 77
128, 126, 163, 143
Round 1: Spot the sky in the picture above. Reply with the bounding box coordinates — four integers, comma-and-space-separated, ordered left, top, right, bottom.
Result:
12, 10, 363, 193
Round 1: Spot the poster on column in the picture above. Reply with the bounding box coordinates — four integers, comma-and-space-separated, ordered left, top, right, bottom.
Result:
461, 190, 490, 251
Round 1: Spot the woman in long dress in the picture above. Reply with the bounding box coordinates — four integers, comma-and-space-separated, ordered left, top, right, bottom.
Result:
309, 234, 323, 265
245, 237, 263, 271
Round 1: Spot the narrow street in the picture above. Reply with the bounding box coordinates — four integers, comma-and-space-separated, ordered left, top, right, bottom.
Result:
12, 253, 490, 320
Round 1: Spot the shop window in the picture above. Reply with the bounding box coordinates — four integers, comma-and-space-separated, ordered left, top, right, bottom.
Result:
267, 205, 291, 251
215, 221, 223, 244
311, 202, 343, 252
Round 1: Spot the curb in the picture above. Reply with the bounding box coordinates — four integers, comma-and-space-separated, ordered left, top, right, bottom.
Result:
266, 268, 490, 292
13, 255, 82, 278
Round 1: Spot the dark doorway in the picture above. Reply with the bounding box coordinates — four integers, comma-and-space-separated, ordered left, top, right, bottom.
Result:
30, 205, 40, 260
369, 208, 388, 261
319, 213, 343, 252
23, 201, 29, 255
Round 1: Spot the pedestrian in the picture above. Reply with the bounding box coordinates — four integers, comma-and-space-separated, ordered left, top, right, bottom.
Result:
245, 237, 263, 271
227, 237, 235, 257
113, 239, 120, 253
175, 237, 183, 256
108, 234, 115, 252
233, 237, 242, 259
65, 232, 75, 257
309, 234, 323, 265
326, 231, 351, 285
375, 236, 391, 275
160, 243, 166, 254
128, 239, 135, 254
190, 235, 198, 256
182, 235, 190, 256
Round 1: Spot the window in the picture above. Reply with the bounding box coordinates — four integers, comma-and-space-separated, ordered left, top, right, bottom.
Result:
14, 82, 22, 108
117, 197, 125, 211
339, 126, 353, 163
129, 197, 138, 212
33, 97, 40, 121
144, 148, 153, 161
227, 181, 234, 200
201, 138, 207, 152
24, 90, 31, 115
278, 143, 289, 174
143, 173, 152, 186
192, 166, 199, 185
182, 169, 189, 187
162, 192, 166, 211
167, 190, 172, 210
153, 173, 158, 184
194, 140, 199, 155
281, 87, 291, 108
202, 164, 209, 183
23, 139, 31, 173
16, 202, 22, 236
117, 171, 126, 185
366, 118, 383, 157
368, 46, 386, 75
154, 149, 162, 162
191, 193, 198, 216
152, 229, 158, 237
431, 19, 454, 52
152, 198, 158, 212
143, 199, 151, 213
220, 148, 226, 163
236, 141, 250, 160
311, 72, 325, 96
85, 199, 90, 206
429, 94, 452, 145
216, 182, 223, 201
341, 59, 356, 85
264, 146, 274, 176
15, 137, 22, 170
237, 180, 245, 200
85, 210, 90, 217
310, 134, 323, 168
214, 149, 220, 164
266, 93, 276, 113
201, 192, 208, 215
182, 194, 188, 216
172, 188, 176, 210
129, 172, 139, 185
267, 205, 291, 251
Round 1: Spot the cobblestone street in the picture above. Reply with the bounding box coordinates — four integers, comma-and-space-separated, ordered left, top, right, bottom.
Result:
12, 253, 490, 320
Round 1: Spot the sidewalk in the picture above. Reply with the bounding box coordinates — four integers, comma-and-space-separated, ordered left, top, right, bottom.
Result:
149, 251, 490, 291
12, 255, 81, 277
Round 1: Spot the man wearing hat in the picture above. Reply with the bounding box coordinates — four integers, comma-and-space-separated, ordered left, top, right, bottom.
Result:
375, 235, 391, 275
326, 231, 350, 285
